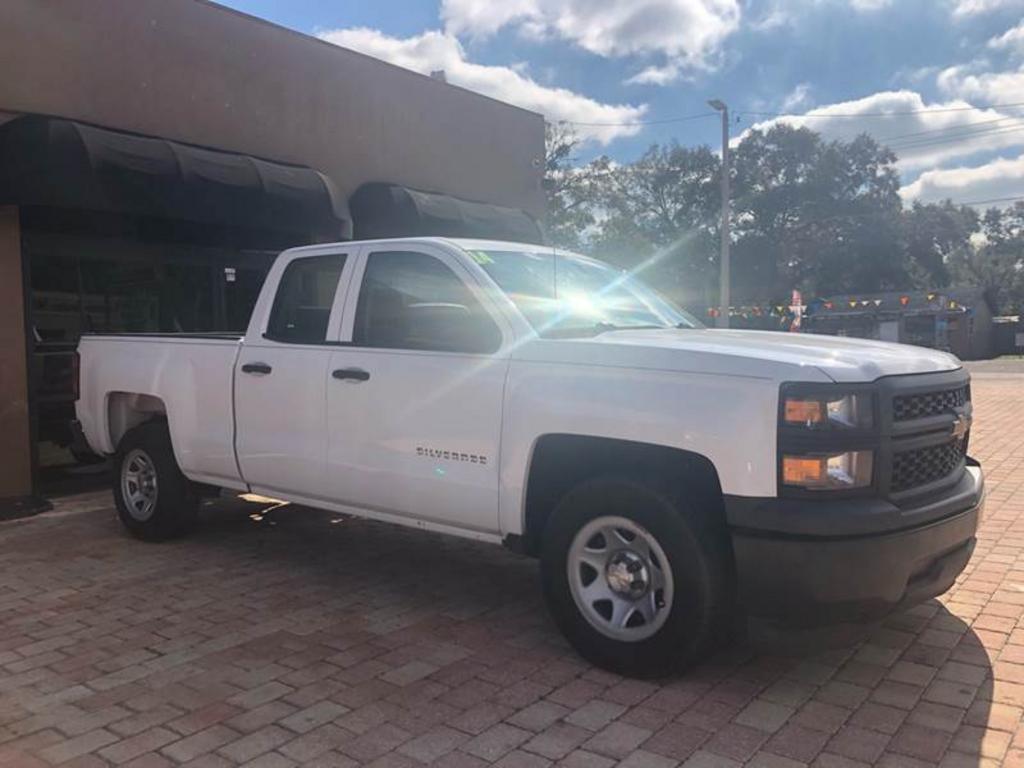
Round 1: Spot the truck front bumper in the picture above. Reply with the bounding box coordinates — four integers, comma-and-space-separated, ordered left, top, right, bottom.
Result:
726, 465, 984, 629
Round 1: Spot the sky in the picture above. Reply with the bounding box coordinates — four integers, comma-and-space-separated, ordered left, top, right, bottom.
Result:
217, 0, 1024, 206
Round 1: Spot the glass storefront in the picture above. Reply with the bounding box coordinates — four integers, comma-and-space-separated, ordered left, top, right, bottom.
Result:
28, 238, 274, 341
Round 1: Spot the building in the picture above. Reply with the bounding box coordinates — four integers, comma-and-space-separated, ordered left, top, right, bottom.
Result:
0, 0, 545, 509
803, 288, 996, 360
993, 314, 1023, 356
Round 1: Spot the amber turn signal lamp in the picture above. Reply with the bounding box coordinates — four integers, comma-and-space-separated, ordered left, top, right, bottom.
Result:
782, 456, 825, 485
784, 399, 824, 424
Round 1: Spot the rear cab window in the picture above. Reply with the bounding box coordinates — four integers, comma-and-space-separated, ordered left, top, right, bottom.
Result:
265, 254, 346, 344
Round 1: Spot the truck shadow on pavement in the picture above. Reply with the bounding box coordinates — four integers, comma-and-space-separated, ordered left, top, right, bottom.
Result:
175, 495, 1001, 764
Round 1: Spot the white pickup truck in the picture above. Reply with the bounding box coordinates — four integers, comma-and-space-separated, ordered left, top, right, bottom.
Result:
76, 237, 984, 676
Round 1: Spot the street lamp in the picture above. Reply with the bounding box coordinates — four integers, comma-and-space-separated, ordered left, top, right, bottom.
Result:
708, 99, 730, 329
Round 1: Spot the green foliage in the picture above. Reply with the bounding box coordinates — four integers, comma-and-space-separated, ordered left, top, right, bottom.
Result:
903, 200, 979, 289
586, 142, 721, 305
948, 202, 1024, 314
543, 122, 599, 251
731, 126, 905, 298
543, 122, 1024, 314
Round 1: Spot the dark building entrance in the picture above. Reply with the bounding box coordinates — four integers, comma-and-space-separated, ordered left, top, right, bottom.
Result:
24, 207, 287, 469
0, 116, 346, 502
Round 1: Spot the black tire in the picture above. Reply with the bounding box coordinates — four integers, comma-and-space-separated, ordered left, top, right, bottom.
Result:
113, 421, 198, 541
541, 475, 733, 678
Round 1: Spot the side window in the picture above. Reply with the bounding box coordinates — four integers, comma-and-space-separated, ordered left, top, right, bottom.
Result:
265, 254, 345, 343
353, 251, 501, 354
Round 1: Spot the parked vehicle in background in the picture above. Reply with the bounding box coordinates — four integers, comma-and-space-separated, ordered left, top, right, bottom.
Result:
75, 239, 984, 676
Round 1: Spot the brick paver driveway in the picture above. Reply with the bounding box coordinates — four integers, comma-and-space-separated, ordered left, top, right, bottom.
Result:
1, 373, 1023, 768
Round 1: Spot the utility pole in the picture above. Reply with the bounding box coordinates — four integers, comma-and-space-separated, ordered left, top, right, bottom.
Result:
708, 99, 730, 329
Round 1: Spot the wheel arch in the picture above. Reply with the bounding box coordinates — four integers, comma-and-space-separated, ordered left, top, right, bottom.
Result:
107, 391, 168, 451
519, 434, 725, 557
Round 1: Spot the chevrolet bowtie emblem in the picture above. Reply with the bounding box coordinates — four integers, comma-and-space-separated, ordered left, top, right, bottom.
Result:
951, 412, 971, 441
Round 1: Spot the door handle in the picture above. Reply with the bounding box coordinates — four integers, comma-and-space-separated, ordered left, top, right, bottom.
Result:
332, 367, 370, 382
241, 362, 273, 375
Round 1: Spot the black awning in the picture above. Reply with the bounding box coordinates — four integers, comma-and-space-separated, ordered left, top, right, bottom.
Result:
350, 182, 543, 244
0, 115, 343, 236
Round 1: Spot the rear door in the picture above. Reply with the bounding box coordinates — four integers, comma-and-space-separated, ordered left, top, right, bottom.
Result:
323, 245, 511, 534
234, 249, 354, 498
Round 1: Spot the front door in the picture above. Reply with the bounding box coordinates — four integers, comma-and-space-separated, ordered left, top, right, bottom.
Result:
234, 251, 349, 498
324, 246, 509, 534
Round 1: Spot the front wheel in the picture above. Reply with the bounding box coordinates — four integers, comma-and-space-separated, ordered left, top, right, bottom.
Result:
541, 476, 732, 678
113, 421, 197, 541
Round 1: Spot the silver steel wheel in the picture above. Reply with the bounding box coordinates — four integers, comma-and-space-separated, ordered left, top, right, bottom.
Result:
121, 448, 158, 522
567, 515, 674, 641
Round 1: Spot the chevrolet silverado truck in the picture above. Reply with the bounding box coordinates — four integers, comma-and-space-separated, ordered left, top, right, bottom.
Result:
76, 238, 984, 676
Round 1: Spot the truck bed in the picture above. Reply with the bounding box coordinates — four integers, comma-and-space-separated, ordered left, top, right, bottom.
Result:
76, 334, 245, 490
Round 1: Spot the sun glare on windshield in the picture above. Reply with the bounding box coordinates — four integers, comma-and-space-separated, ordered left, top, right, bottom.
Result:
472, 248, 701, 337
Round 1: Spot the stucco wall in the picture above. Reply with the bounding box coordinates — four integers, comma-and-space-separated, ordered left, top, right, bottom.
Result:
0, 0, 545, 218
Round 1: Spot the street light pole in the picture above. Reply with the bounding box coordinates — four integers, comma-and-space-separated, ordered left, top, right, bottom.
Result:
708, 99, 730, 329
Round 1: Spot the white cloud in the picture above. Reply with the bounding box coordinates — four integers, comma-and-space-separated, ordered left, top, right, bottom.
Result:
317, 27, 646, 145
749, 6, 793, 31
625, 63, 683, 86
938, 63, 1024, 103
902, 65, 942, 84
900, 152, 1024, 204
441, 0, 741, 81
849, 0, 892, 10
438, 0, 536, 39
739, 90, 1024, 171
750, 0, 891, 31
950, 0, 1024, 16
781, 83, 812, 112
989, 21, 1024, 54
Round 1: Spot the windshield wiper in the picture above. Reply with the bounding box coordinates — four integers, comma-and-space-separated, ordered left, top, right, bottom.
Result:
594, 323, 668, 333
541, 322, 671, 339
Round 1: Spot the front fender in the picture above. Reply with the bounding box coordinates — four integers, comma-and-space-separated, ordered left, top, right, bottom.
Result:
498, 361, 781, 537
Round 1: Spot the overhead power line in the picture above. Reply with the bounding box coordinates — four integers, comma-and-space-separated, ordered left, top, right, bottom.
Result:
879, 116, 1020, 142
887, 123, 1024, 151
955, 194, 1024, 206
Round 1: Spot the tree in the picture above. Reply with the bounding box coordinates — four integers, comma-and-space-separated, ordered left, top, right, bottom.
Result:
543, 122, 600, 250
731, 125, 906, 298
901, 201, 979, 289
949, 202, 1024, 314
541, 122, 1015, 314
587, 142, 721, 305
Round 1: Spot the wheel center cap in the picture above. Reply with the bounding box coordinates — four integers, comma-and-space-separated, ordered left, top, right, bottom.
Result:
606, 550, 649, 598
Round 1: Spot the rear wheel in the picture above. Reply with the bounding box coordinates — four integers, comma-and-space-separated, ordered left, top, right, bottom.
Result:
113, 421, 197, 540
541, 476, 732, 677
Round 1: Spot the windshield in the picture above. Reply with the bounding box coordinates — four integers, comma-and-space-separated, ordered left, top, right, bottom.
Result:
468, 247, 701, 337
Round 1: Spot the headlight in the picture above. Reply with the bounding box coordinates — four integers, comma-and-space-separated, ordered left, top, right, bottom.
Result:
783, 392, 873, 430
782, 451, 874, 490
